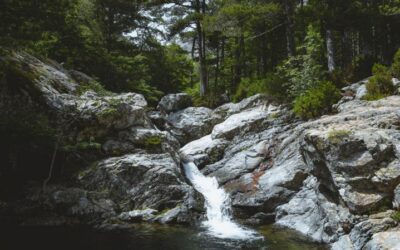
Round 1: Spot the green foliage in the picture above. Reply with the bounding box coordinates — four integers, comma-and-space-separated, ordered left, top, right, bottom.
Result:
63, 141, 101, 152
0, 0, 196, 106
76, 80, 111, 96
391, 211, 400, 222
233, 73, 286, 102
392, 48, 400, 78
293, 82, 341, 119
364, 64, 395, 101
278, 25, 326, 99
0, 112, 57, 143
233, 78, 266, 102
1, 0, 400, 108
184, 83, 209, 107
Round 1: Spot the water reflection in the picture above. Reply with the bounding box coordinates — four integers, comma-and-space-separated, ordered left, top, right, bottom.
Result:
0, 224, 327, 250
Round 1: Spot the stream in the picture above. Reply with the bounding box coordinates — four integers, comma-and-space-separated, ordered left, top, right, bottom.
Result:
0, 162, 327, 250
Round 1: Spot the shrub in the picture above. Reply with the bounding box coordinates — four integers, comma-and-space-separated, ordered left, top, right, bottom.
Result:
392, 48, 400, 78
233, 73, 286, 102
364, 64, 395, 101
184, 83, 209, 107
264, 73, 287, 101
233, 78, 266, 102
277, 24, 326, 99
293, 81, 341, 119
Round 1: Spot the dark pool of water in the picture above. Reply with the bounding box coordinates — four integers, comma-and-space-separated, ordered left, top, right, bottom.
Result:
0, 224, 327, 250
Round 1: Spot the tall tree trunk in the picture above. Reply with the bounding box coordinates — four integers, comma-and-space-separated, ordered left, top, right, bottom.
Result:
195, 0, 208, 96
233, 37, 242, 92
240, 34, 246, 77
326, 29, 336, 72
284, 0, 295, 57
214, 38, 220, 99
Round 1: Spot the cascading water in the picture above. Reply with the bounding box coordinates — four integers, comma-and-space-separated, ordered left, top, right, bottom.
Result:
183, 161, 260, 240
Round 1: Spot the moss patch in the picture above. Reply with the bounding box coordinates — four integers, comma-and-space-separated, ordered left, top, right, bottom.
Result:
76, 80, 111, 96
327, 129, 351, 144
63, 141, 101, 152
142, 136, 163, 149
391, 211, 400, 222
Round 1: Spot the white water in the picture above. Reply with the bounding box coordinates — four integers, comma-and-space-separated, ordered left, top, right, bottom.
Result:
183, 161, 260, 240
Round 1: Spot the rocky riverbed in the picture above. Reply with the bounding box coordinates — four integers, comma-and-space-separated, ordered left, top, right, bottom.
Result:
1, 49, 400, 249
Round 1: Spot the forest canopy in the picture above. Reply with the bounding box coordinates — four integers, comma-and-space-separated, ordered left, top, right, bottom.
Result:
1, 0, 400, 115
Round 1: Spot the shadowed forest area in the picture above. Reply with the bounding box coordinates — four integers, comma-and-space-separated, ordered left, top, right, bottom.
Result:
1, 0, 399, 116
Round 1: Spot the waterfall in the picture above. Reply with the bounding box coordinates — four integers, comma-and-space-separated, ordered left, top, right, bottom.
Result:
183, 161, 259, 239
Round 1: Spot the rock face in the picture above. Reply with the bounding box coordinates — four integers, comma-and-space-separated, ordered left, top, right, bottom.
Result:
1, 49, 399, 249
166, 107, 217, 145
180, 95, 400, 247
0, 50, 202, 227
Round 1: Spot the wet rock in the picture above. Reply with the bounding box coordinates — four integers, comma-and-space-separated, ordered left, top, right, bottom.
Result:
179, 135, 229, 169
79, 153, 193, 213
156, 206, 182, 224
118, 208, 158, 222
245, 212, 276, 225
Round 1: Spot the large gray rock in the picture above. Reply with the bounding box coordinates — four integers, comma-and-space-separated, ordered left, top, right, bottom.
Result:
211, 94, 270, 120
78, 153, 196, 213
167, 107, 218, 145
302, 128, 399, 214
211, 106, 272, 140
276, 176, 352, 243
179, 135, 229, 169
157, 93, 192, 113
363, 231, 400, 250
349, 211, 398, 249
102, 127, 180, 156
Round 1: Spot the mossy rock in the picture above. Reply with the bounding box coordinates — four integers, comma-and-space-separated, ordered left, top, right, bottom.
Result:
327, 129, 351, 144
76, 80, 111, 96
142, 136, 163, 148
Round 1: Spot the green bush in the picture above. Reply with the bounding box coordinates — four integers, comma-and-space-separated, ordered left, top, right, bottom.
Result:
364, 64, 395, 101
392, 48, 400, 78
233, 78, 265, 102
277, 24, 326, 99
293, 81, 341, 119
184, 83, 209, 107
233, 73, 286, 102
